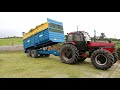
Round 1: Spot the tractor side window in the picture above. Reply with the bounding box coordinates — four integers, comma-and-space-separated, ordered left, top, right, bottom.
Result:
67, 34, 73, 42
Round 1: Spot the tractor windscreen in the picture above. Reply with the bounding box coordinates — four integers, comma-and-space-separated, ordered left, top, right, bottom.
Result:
82, 32, 91, 41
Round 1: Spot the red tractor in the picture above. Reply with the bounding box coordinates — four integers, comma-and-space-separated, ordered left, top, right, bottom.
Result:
60, 31, 118, 70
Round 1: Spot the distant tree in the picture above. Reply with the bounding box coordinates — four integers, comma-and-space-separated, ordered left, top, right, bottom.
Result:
91, 37, 95, 41
13, 36, 16, 38
99, 33, 106, 40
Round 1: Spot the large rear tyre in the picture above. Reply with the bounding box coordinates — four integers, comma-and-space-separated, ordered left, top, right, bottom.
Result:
112, 52, 118, 64
60, 44, 79, 64
91, 49, 114, 70
31, 49, 38, 58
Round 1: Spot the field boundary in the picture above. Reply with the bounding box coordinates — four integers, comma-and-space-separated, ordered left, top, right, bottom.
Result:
0, 45, 24, 52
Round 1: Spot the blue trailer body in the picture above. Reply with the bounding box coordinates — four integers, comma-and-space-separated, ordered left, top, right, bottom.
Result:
23, 18, 65, 51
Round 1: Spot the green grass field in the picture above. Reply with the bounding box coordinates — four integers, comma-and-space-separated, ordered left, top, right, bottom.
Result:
112, 41, 120, 49
0, 37, 120, 49
0, 51, 120, 78
0, 38, 23, 46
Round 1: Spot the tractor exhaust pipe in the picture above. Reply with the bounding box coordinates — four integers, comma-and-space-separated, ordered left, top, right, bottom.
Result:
94, 30, 96, 42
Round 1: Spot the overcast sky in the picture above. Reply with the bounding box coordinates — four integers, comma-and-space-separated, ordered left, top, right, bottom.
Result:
0, 12, 120, 39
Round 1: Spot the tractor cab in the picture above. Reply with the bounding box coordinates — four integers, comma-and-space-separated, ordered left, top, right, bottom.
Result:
66, 31, 91, 50
66, 31, 91, 42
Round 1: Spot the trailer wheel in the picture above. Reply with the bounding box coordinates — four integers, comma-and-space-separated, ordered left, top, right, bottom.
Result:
26, 49, 31, 57
91, 49, 113, 70
31, 50, 38, 58
112, 52, 118, 64
60, 44, 79, 64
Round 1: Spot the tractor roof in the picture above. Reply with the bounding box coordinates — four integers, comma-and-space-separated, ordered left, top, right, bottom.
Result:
69, 31, 88, 34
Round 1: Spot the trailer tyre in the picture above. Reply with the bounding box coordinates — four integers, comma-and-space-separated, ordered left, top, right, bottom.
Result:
60, 44, 79, 64
112, 52, 118, 64
31, 50, 38, 58
91, 49, 113, 70
26, 49, 31, 57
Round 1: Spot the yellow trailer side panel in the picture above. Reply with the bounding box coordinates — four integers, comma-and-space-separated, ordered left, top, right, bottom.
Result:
23, 22, 48, 40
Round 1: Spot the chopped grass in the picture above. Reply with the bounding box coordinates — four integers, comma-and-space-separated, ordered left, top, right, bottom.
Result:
0, 51, 120, 78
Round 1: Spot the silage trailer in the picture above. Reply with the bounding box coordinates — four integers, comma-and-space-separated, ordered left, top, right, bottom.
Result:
23, 18, 64, 57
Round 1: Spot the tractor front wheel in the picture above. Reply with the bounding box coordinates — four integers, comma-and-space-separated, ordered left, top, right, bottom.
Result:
91, 49, 114, 70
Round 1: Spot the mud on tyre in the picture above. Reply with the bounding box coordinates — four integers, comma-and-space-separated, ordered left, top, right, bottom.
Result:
91, 49, 114, 70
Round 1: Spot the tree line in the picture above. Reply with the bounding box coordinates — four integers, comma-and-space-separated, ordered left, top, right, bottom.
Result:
65, 32, 120, 41
0, 36, 22, 39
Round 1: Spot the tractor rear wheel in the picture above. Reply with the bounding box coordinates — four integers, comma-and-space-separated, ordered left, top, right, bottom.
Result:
31, 49, 38, 58
60, 44, 79, 64
91, 49, 114, 70
112, 52, 118, 64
